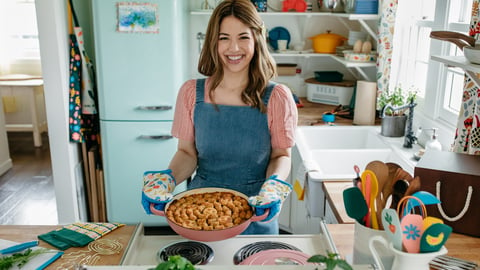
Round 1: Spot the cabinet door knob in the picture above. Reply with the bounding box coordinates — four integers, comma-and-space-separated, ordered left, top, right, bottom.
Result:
137, 135, 173, 140
136, 105, 172, 111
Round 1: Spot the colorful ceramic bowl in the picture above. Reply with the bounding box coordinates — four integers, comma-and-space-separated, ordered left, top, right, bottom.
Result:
343, 50, 377, 62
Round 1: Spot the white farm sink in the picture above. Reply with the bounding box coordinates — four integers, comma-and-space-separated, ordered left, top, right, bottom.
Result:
288, 125, 420, 232
295, 126, 400, 180
297, 126, 391, 150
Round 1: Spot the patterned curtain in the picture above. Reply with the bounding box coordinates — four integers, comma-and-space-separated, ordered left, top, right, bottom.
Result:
376, 0, 398, 108
452, 1, 480, 155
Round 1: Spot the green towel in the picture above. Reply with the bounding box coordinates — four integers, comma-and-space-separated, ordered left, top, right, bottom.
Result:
38, 228, 94, 250
38, 222, 124, 250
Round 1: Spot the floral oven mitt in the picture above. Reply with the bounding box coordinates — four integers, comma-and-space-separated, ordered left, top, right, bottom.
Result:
248, 175, 293, 222
141, 169, 176, 214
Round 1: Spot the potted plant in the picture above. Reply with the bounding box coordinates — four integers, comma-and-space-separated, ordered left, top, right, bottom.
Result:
377, 85, 417, 137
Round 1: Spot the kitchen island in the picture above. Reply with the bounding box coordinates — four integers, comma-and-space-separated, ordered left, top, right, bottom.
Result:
1, 222, 479, 268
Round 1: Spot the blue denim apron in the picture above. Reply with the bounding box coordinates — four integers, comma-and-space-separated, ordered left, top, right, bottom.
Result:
188, 78, 278, 234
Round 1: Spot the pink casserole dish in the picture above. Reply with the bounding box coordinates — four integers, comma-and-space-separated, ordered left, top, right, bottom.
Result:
150, 187, 268, 242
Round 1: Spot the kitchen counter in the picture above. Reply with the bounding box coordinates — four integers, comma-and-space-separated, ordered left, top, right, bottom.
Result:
1, 223, 479, 268
322, 181, 480, 265
0, 224, 136, 268
297, 98, 381, 126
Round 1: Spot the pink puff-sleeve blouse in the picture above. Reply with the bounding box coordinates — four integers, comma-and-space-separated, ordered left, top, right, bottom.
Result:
171, 78, 298, 149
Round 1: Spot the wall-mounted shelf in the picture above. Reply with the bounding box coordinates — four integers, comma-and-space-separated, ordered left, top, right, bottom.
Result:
190, 11, 378, 40
431, 55, 480, 85
191, 10, 378, 82
190, 10, 378, 20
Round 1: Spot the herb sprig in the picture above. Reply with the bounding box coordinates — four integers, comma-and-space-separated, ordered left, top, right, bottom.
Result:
149, 255, 196, 270
0, 248, 52, 270
307, 252, 353, 270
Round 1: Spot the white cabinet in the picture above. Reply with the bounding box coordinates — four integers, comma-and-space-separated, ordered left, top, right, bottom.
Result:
324, 199, 339, 224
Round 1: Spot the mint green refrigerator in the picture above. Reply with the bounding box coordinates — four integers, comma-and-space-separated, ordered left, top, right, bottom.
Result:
92, 0, 188, 226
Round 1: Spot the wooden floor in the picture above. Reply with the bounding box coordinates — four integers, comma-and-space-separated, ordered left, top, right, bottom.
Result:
0, 132, 58, 225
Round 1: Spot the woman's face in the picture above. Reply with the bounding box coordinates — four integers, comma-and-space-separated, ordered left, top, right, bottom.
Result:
217, 16, 255, 75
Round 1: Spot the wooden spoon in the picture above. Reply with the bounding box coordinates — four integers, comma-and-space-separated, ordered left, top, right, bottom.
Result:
404, 176, 421, 197
382, 163, 402, 209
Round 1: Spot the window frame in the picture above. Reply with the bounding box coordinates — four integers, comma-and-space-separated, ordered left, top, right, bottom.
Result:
399, 0, 472, 131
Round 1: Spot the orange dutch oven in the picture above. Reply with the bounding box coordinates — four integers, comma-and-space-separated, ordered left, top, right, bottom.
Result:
150, 187, 269, 242
309, 31, 347, 54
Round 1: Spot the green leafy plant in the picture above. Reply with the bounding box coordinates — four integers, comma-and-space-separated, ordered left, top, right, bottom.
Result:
307, 252, 353, 270
0, 248, 53, 270
149, 255, 196, 270
377, 84, 417, 116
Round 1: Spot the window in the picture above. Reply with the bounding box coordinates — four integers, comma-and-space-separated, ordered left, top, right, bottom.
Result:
392, 0, 473, 128
0, 0, 40, 62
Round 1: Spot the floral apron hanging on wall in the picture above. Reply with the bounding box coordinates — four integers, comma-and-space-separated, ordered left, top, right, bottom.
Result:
68, 0, 99, 147
452, 1, 480, 155
376, 0, 398, 110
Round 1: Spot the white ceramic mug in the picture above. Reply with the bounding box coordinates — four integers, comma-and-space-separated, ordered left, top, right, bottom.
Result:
353, 221, 394, 269
369, 235, 448, 270
277, 39, 288, 51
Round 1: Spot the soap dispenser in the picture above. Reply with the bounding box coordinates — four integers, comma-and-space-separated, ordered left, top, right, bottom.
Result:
425, 128, 442, 151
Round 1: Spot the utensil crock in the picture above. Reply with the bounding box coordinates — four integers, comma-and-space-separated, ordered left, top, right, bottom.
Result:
369, 235, 447, 270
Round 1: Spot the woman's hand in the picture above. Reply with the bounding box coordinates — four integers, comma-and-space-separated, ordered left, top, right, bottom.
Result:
248, 175, 292, 222
141, 169, 176, 214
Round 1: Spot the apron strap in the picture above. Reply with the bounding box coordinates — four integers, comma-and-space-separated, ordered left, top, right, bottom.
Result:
195, 78, 206, 104
262, 82, 276, 106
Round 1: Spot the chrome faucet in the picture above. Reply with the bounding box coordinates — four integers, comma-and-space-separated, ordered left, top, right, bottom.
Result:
381, 100, 417, 148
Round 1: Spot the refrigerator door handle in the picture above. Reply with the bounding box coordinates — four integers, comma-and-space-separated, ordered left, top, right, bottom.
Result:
138, 135, 173, 140
136, 105, 172, 111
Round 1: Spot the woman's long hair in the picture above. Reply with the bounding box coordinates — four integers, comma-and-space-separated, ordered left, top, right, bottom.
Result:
197, 0, 277, 113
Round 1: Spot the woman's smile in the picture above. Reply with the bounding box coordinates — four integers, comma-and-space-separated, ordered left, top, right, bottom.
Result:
218, 16, 254, 74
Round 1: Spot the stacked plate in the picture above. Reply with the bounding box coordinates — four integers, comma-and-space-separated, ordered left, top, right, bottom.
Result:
348, 31, 367, 46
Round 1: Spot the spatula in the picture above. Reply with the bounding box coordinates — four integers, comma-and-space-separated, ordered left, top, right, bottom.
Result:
368, 172, 379, 230
353, 165, 361, 188
381, 208, 402, 251
423, 216, 443, 230
343, 187, 369, 225
405, 191, 441, 213
400, 213, 424, 253
420, 223, 452, 253
361, 171, 373, 227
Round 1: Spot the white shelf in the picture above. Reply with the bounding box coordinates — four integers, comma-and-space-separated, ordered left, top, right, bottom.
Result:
431, 55, 480, 73
271, 52, 330, 57
331, 55, 376, 68
190, 10, 378, 20
191, 10, 378, 81
431, 55, 480, 86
